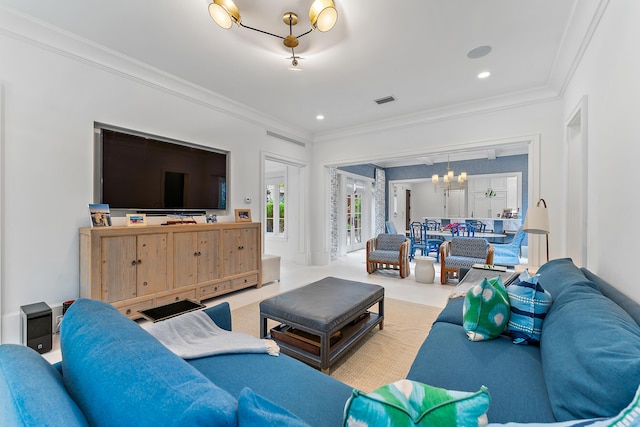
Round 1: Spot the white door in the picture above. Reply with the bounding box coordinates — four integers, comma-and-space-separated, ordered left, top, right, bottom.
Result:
345, 178, 366, 252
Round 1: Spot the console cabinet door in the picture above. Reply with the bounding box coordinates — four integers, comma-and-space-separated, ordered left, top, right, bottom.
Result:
223, 227, 259, 276
197, 230, 221, 283
174, 231, 220, 288
101, 236, 137, 302
136, 234, 168, 296
173, 232, 199, 288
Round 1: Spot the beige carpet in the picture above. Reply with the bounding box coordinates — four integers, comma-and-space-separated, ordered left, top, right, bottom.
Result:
231, 298, 442, 393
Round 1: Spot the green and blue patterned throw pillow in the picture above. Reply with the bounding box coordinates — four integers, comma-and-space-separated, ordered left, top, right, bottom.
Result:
505, 269, 553, 345
343, 379, 491, 427
463, 276, 511, 341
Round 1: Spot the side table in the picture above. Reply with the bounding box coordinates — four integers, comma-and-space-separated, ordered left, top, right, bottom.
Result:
414, 256, 436, 284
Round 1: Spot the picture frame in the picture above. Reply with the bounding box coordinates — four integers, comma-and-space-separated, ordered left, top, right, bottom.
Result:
235, 209, 252, 222
88, 203, 112, 227
126, 213, 147, 226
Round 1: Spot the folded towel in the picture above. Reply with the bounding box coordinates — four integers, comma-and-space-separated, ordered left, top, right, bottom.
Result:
145, 310, 279, 359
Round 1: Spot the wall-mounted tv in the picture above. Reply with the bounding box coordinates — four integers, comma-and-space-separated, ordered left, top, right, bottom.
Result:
95, 125, 228, 213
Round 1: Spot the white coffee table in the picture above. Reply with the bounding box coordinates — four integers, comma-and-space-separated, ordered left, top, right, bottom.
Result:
414, 256, 436, 284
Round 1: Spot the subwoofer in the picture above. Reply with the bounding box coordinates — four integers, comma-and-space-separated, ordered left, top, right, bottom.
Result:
20, 302, 52, 354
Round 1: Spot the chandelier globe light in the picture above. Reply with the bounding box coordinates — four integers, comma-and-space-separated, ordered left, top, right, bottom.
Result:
208, 0, 338, 68
208, 0, 240, 29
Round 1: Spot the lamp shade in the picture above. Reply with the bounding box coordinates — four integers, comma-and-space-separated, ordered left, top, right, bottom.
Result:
523, 202, 549, 234
209, 0, 240, 29
309, 0, 338, 32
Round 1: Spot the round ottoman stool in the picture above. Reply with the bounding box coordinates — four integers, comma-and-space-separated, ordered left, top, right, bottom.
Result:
414, 256, 436, 284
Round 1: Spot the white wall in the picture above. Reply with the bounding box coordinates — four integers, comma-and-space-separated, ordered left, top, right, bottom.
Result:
0, 20, 312, 343
561, 1, 640, 301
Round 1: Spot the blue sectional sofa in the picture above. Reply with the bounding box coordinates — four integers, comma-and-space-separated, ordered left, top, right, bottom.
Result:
1, 258, 639, 426
408, 258, 640, 424
0, 298, 352, 427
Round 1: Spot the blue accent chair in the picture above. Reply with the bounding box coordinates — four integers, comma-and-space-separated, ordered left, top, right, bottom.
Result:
492, 228, 526, 266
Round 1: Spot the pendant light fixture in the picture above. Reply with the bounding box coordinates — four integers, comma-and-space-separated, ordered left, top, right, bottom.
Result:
208, 0, 338, 69
432, 156, 467, 190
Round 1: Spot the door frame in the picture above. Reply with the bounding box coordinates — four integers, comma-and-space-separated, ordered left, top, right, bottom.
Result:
565, 96, 588, 267
337, 170, 374, 255
261, 151, 309, 265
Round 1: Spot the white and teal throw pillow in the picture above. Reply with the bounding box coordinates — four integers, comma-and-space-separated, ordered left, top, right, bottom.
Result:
343, 379, 491, 427
505, 269, 553, 345
463, 276, 511, 341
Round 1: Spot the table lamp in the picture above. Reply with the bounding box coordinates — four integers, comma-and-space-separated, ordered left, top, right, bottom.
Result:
523, 198, 550, 263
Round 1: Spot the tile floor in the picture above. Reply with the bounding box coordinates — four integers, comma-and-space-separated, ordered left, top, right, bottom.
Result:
43, 250, 454, 364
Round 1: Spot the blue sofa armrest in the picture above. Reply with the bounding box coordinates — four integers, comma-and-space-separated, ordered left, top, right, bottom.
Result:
204, 302, 232, 331
0, 344, 89, 427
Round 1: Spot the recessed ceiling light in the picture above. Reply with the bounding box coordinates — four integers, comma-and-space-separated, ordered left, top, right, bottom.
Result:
467, 45, 493, 59
316, 115, 325, 120
478, 71, 491, 79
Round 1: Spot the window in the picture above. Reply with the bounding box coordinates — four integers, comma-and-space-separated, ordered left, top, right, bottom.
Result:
266, 180, 285, 236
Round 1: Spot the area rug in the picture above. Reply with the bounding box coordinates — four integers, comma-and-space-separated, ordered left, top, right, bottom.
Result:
231, 298, 442, 393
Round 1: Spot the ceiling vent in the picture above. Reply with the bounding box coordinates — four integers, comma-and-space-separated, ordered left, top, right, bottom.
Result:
266, 130, 306, 147
374, 95, 396, 105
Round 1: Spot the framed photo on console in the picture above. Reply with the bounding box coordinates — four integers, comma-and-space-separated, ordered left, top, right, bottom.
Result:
126, 213, 147, 226
235, 209, 252, 222
88, 203, 112, 227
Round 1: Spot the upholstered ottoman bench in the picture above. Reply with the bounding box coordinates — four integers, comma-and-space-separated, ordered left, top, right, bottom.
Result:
260, 276, 384, 373
261, 254, 280, 284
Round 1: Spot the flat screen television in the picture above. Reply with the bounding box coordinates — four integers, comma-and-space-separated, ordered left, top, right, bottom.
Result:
96, 126, 228, 212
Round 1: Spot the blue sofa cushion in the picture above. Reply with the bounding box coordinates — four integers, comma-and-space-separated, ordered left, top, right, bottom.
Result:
505, 270, 553, 345
486, 384, 640, 426
536, 258, 598, 299
237, 387, 310, 427
407, 321, 556, 424
189, 352, 353, 427
434, 297, 464, 326
541, 281, 640, 421
581, 268, 640, 326
60, 299, 237, 427
343, 379, 490, 427
0, 344, 89, 427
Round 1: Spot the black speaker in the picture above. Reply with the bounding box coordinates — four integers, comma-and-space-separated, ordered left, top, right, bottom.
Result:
20, 302, 52, 354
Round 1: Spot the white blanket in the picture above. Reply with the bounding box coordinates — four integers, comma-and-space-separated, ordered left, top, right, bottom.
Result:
145, 310, 279, 359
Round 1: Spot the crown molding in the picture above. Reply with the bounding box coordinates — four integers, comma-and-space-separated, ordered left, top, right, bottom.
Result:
313, 87, 561, 144
0, 7, 312, 144
546, 0, 610, 97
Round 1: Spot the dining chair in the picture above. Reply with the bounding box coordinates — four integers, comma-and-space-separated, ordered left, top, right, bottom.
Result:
467, 220, 487, 233
424, 220, 444, 262
408, 222, 427, 260
451, 223, 476, 237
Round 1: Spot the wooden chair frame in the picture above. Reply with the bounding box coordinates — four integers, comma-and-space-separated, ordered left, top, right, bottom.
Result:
440, 240, 494, 284
366, 237, 411, 278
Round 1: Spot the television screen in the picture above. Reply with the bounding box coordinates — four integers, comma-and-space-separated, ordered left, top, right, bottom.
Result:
98, 128, 227, 211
